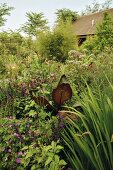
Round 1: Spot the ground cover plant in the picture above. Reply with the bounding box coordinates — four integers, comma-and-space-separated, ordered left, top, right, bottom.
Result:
0, 116, 66, 169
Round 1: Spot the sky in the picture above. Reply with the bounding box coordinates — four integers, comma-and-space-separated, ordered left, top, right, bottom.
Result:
0, 0, 113, 31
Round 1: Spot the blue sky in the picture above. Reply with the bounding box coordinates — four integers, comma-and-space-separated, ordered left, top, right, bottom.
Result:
0, 0, 113, 31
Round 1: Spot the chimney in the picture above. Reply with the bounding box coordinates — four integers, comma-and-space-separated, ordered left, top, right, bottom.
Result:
92, 19, 95, 26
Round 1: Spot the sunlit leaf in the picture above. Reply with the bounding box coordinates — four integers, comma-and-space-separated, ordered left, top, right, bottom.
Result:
45, 157, 52, 166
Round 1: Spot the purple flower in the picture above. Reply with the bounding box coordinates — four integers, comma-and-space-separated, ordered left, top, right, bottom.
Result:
8, 149, 11, 153
59, 123, 65, 129
16, 158, 21, 164
59, 121, 65, 129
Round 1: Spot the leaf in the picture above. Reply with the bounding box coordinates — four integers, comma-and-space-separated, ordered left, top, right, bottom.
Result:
59, 160, 67, 166
31, 165, 36, 170
56, 145, 63, 150
30, 100, 36, 107
54, 155, 59, 162
111, 134, 113, 142
28, 110, 37, 117
37, 157, 43, 164
45, 145, 52, 152
21, 146, 29, 150
58, 74, 67, 86
26, 151, 34, 159
51, 141, 56, 149
32, 96, 54, 111
52, 83, 72, 106
45, 157, 52, 166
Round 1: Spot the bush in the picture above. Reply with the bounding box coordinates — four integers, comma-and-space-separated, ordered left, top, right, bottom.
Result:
37, 22, 77, 62
64, 47, 113, 96
81, 12, 113, 54
0, 31, 36, 58
21, 141, 66, 170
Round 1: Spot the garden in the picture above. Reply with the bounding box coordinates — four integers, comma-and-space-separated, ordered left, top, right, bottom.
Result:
0, 2, 113, 170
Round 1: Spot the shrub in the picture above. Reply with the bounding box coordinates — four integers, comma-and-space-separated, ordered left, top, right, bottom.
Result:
37, 22, 77, 62
81, 12, 113, 54
21, 141, 66, 170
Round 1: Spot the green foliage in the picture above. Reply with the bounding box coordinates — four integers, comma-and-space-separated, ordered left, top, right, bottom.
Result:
0, 56, 64, 117
81, 12, 113, 54
0, 31, 36, 58
96, 12, 113, 51
0, 113, 61, 169
0, 118, 35, 169
21, 141, 66, 170
21, 12, 49, 36
55, 8, 78, 23
80, 36, 97, 54
0, 3, 14, 27
62, 84, 113, 170
14, 97, 37, 119
64, 48, 113, 97
38, 22, 77, 62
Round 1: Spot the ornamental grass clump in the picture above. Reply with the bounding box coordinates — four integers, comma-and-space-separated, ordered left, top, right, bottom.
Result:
62, 83, 113, 170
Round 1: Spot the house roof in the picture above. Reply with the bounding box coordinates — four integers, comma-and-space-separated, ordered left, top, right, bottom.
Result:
73, 8, 113, 36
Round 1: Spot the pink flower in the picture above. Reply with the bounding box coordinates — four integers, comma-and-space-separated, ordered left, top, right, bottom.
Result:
8, 149, 11, 153
18, 151, 22, 156
16, 158, 21, 164
14, 133, 20, 138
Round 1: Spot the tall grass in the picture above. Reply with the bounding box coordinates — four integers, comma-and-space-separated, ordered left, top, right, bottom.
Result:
62, 83, 113, 170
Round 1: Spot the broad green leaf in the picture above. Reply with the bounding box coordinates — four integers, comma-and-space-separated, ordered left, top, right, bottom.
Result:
45, 145, 52, 151
45, 156, 52, 166
59, 159, 67, 166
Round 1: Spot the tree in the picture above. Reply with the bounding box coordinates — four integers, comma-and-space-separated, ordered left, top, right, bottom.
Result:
0, 3, 14, 27
96, 12, 113, 50
37, 22, 77, 62
55, 8, 78, 23
21, 12, 48, 37
81, 0, 112, 15
101, 0, 112, 10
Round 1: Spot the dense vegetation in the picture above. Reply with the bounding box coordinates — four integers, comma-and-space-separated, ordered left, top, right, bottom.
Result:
0, 2, 113, 170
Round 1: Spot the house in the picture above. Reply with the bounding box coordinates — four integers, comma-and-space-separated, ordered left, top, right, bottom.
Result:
73, 8, 113, 45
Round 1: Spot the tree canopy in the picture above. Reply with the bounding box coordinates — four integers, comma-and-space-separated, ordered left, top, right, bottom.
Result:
0, 3, 14, 27
55, 8, 78, 23
21, 12, 48, 37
